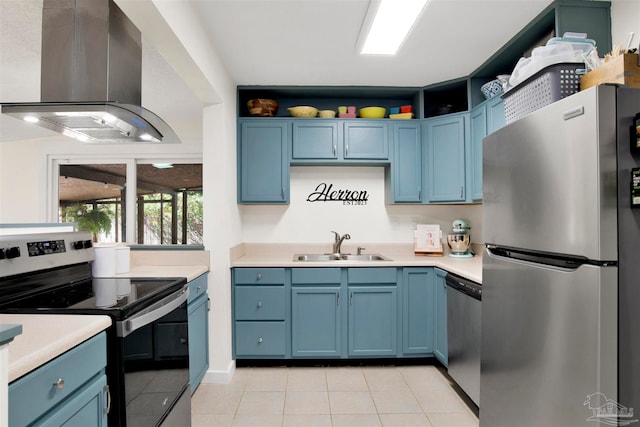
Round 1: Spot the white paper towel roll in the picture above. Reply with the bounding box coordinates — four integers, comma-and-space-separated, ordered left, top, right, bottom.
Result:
115, 245, 130, 274
92, 244, 117, 277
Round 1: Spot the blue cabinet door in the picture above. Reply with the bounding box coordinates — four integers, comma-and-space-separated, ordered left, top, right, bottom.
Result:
292, 121, 339, 160
239, 120, 290, 203
37, 374, 108, 427
188, 292, 209, 393
392, 122, 422, 202
434, 268, 448, 366
424, 113, 467, 202
292, 287, 342, 357
486, 96, 505, 134
470, 105, 487, 201
402, 268, 434, 354
344, 121, 389, 160
348, 287, 397, 356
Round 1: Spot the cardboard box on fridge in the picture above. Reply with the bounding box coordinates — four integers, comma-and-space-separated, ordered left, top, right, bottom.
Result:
581, 53, 640, 90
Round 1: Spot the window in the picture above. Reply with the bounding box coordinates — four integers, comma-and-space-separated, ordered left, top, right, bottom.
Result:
57, 160, 202, 245
136, 164, 203, 245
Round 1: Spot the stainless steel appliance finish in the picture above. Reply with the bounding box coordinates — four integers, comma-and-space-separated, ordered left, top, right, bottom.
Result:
446, 273, 481, 406
0, 0, 180, 144
481, 85, 640, 427
0, 231, 191, 427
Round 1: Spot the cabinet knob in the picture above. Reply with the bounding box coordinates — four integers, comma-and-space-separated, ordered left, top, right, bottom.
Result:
257, 301, 263, 308
256, 273, 262, 281
53, 378, 65, 391
257, 337, 263, 343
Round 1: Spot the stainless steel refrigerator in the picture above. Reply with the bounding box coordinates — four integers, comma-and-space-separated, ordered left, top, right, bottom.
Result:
481, 84, 640, 427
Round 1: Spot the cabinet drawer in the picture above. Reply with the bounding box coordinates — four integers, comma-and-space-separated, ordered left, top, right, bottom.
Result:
188, 273, 208, 303
347, 268, 397, 284
291, 268, 341, 284
235, 321, 286, 356
235, 286, 286, 320
234, 268, 285, 284
9, 332, 107, 427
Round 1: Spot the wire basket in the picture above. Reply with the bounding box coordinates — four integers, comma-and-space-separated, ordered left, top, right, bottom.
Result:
502, 63, 584, 124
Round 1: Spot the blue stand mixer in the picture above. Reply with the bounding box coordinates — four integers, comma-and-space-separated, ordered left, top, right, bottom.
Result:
447, 219, 474, 258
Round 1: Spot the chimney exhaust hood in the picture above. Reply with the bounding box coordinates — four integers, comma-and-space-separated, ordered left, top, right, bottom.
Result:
1, 0, 180, 144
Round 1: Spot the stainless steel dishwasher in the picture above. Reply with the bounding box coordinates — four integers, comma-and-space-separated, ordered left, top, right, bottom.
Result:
446, 272, 482, 407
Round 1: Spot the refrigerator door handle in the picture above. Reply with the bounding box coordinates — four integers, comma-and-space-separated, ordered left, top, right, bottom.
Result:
484, 244, 610, 271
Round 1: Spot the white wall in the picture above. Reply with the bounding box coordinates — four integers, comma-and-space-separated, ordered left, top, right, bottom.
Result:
610, 0, 640, 49
241, 166, 483, 244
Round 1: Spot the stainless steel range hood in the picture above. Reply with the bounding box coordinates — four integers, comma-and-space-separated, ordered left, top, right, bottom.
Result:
1, 0, 180, 144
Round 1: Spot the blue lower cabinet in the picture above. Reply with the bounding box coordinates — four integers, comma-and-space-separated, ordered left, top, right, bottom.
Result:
232, 266, 448, 361
348, 286, 398, 356
9, 332, 108, 427
402, 268, 435, 355
434, 268, 448, 366
235, 321, 287, 357
37, 374, 108, 427
188, 274, 209, 393
292, 287, 342, 357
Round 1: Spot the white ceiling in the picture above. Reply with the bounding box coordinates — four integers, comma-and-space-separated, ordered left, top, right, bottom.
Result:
0, 0, 560, 143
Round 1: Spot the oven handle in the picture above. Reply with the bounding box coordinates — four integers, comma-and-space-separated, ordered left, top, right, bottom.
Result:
116, 286, 189, 337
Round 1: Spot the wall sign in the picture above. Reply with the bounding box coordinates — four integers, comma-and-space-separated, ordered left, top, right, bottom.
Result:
306, 183, 369, 205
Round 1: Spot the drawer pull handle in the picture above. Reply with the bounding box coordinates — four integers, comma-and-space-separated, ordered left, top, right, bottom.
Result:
53, 378, 65, 391
257, 337, 263, 343
257, 301, 263, 308
256, 274, 262, 281
197, 286, 202, 292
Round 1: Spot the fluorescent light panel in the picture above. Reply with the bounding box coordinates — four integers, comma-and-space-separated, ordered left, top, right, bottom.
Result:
361, 0, 428, 55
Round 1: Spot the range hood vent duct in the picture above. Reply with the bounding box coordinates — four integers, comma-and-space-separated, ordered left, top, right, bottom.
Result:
1, 0, 180, 144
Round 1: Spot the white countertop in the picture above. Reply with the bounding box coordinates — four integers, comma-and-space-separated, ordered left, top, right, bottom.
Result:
231, 243, 482, 283
116, 249, 210, 282
1, 314, 111, 383
117, 265, 209, 282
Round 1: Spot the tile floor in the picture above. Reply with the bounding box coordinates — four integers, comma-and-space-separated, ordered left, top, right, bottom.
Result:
191, 364, 479, 427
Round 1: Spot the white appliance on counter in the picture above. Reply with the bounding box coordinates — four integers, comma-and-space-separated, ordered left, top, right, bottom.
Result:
481, 85, 640, 427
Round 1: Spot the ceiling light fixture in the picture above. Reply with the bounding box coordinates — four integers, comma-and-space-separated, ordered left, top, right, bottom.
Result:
152, 163, 174, 169
359, 0, 428, 55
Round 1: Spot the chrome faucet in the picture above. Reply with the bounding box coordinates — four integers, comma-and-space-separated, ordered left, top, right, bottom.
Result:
331, 231, 351, 255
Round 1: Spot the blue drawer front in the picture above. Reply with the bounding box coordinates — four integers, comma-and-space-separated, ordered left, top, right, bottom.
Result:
234, 268, 285, 284
235, 322, 286, 356
347, 268, 397, 284
235, 286, 286, 320
291, 268, 341, 284
188, 273, 208, 303
9, 332, 107, 427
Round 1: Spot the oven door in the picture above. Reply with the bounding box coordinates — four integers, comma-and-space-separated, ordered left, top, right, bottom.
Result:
118, 286, 191, 427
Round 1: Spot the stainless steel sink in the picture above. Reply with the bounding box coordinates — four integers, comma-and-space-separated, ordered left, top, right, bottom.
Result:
293, 253, 391, 262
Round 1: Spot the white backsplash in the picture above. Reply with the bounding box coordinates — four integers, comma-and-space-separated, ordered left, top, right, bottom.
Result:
240, 166, 483, 244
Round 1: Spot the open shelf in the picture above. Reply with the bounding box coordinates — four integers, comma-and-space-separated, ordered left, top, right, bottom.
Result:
237, 86, 422, 118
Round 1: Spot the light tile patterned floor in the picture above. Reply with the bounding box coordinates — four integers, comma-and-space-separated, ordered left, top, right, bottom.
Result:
192, 365, 479, 427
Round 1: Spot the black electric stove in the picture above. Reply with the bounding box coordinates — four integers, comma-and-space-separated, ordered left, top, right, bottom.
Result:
0, 231, 191, 427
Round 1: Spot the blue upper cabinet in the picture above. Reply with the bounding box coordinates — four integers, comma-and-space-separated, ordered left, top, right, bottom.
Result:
424, 113, 467, 203
470, 105, 487, 202
390, 122, 422, 203
486, 96, 506, 134
344, 121, 389, 160
292, 121, 339, 160
239, 120, 290, 204
470, 96, 504, 201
